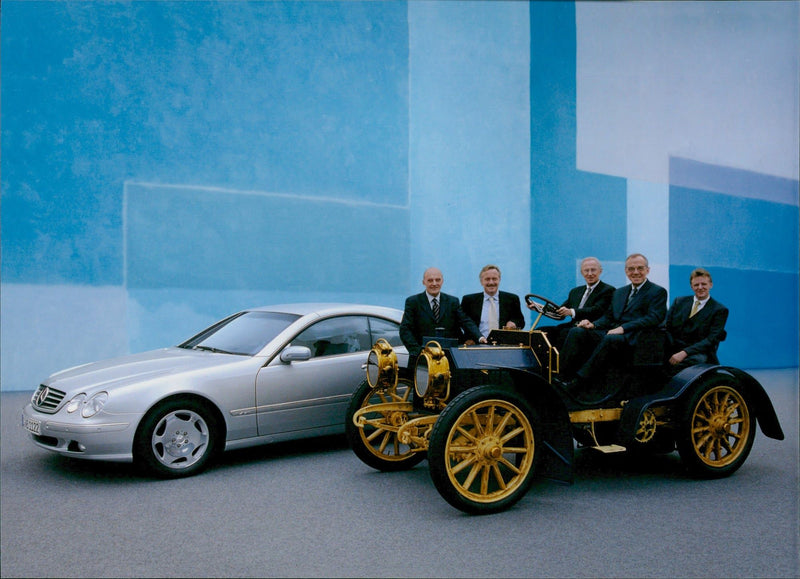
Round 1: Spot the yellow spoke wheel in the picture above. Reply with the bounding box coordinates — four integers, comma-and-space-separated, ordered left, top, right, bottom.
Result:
346, 378, 425, 471
429, 386, 539, 514
677, 377, 755, 478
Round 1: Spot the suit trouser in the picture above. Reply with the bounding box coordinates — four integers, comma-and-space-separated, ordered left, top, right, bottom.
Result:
561, 327, 629, 380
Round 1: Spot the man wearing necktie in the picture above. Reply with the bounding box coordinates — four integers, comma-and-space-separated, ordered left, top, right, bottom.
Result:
400, 267, 485, 358
665, 267, 728, 371
560, 253, 668, 395
531, 257, 615, 349
461, 264, 526, 340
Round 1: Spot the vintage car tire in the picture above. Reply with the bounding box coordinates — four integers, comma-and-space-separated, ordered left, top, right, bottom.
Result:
134, 398, 220, 479
676, 376, 756, 478
345, 378, 426, 472
428, 386, 540, 515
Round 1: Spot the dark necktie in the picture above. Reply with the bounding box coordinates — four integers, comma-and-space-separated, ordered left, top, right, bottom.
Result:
432, 297, 440, 323
625, 286, 638, 310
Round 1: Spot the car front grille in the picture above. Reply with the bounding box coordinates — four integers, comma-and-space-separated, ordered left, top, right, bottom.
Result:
31, 385, 67, 413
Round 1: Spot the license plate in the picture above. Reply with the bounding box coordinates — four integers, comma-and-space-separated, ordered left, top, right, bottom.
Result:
23, 416, 41, 436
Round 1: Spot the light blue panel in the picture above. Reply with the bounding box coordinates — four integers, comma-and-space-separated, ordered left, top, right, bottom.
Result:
530, 1, 627, 301
670, 266, 799, 368
670, 186, 799, 273
669, 163, 799, 368
125, 183, 409, 292
408, 1, 531, 301
1, 1, 409, 285
671, 157, 799, 206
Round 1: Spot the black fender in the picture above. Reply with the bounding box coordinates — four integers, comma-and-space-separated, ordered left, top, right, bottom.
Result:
619, 364, 785, 443
507, 368, 575, 485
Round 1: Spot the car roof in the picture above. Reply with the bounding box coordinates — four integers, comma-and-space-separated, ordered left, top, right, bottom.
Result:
246, 302, 403, 320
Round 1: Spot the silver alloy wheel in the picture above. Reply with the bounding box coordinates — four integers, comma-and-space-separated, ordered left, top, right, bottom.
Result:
151, 409, 210, 469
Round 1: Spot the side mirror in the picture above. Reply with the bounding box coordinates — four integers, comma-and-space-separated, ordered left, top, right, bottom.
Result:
280, 345, 312, 363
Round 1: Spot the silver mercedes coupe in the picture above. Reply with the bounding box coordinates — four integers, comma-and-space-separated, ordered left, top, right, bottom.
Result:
21, 303, 408, 478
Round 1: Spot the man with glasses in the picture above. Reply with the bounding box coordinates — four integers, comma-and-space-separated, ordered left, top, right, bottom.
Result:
559, 253, 668, 397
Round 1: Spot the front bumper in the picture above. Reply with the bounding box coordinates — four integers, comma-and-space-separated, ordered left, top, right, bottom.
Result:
21, 404, 137, 462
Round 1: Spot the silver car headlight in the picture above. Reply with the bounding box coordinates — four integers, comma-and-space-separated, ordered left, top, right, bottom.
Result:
65, 393, 87, 413
81, 392, 108, 418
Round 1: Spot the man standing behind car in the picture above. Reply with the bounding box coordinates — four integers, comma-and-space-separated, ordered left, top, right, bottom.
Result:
461, 264, 526, 340
400, 267, 485, 358
666, 267, 728, 371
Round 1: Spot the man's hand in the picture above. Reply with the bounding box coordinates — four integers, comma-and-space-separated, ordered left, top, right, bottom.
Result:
669, 351, 688, 365
576, 319, 594, 329
607, 326, 624, 335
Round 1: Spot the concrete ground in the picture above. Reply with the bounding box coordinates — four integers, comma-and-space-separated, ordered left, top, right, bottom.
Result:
1, 368, 797, 578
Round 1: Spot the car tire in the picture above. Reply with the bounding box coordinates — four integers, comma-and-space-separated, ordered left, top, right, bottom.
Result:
428, 386, 540, 515
676, 375, 756, 478
346, 378, 426, 471
134, 398, 220, 479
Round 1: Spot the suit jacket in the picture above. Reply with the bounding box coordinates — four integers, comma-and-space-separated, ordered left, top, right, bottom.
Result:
666, 295, 728, 364
594, 279, 667, 336
561, 280, 615, 322
399, 292, 482, 356
461, 291, 526, 334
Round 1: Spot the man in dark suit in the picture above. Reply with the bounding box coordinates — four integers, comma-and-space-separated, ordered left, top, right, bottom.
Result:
533, 257, 615, 349
461, 264, 526, 340
666, 267, 728, 370
400, 267, 485, 358
560, 253, 668, 393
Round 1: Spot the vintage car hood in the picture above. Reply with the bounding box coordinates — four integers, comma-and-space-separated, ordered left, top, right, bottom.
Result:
44, 347, 249, 394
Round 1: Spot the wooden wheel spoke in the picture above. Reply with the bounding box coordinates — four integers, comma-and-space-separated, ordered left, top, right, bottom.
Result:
468, 410, 485, 436
462, 462, 482, 489
480, 464, 491, 494
456, 424, 478, 444
376, 430, 391, 452
365, 425, 388, 442
500, 426, 525, 445
450, 453, 477, 475
491, 464, 508, 491
497, 455, 521, 475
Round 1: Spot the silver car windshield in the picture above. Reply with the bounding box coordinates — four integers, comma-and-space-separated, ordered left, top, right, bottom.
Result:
179, 311, 301, 356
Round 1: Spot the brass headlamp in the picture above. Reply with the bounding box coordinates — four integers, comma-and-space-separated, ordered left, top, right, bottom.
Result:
414, 341, 451, 402
365, 338, 398, 389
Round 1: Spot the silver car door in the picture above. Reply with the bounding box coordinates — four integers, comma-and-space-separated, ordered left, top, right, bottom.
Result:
255, 315, 371, 436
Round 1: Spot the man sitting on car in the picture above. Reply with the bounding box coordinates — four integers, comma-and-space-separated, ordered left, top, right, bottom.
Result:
665, 267, 729, 372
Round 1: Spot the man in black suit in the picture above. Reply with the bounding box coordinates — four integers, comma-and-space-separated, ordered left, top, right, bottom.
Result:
533, 257, 615, 349
666, 267, 728, 370
400, 267, 485, 358
560, 253, 668, 393
461, 264, 526, 340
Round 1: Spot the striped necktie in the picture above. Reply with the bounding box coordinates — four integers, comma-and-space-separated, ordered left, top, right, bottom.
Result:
432, 297, 440, 323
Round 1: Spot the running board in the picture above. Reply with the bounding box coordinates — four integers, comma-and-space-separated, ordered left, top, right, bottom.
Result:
590, 444, 627, 453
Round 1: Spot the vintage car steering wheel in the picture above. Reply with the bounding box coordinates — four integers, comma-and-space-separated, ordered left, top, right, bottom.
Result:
524, 294, 565, 321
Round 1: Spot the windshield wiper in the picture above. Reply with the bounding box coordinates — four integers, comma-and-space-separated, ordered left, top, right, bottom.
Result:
194, 345, 238, 355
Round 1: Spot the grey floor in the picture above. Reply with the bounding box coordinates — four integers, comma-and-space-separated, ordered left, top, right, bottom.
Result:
1, 368, 798, 578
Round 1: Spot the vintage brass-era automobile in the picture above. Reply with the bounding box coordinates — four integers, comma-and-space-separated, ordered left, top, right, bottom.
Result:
346, 294, 785, 514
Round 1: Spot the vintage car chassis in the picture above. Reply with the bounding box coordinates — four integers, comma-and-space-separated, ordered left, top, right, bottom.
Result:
346, 299, 785, 515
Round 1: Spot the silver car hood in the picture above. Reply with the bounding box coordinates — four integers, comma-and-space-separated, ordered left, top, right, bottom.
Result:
44, 347, 248, 394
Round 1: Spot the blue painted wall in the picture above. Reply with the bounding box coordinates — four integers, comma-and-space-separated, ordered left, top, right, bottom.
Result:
2, 1, 798, 391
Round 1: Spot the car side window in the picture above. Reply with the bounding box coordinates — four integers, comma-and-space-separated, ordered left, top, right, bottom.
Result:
292, 316, 371, 358
368, 317, 402, 348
